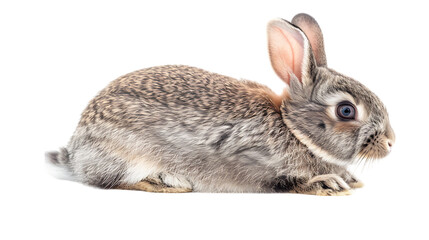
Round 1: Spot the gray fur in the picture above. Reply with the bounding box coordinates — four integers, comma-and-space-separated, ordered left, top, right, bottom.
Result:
292, 13, 327, 67
46, 14, 394, 194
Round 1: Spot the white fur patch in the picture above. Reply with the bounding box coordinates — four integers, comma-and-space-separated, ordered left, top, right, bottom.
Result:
323, 92, 355, 106
45, 160, 75, 181
122, 160, 162, 184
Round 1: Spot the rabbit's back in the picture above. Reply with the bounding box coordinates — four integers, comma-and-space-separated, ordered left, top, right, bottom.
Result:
78, 65, 280, 129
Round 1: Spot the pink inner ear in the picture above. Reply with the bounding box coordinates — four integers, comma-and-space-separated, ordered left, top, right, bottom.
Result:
268, 25, 304, 85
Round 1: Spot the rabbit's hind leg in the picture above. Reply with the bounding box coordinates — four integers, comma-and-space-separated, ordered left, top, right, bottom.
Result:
117, 174, 192, 193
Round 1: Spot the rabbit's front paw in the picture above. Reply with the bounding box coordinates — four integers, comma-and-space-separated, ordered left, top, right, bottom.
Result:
294, 174, 352, 196
347, 177, 364, 189
340, 171, 364, 189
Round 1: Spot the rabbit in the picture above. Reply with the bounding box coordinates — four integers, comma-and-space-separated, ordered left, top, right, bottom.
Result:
46, 13, 395, 195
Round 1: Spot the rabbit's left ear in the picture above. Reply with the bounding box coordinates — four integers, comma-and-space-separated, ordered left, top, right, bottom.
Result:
267, 18, 315, 87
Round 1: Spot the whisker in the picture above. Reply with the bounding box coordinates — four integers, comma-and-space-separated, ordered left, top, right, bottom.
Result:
353, 148, 369, 174
361, 149, 372, 170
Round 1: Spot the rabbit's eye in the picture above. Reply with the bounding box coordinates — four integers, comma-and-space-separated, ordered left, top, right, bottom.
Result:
336, 102, 356, 121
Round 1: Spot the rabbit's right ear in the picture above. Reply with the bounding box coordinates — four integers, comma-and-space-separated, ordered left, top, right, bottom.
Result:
267, 19, 315, 86
292, 13, 327, 67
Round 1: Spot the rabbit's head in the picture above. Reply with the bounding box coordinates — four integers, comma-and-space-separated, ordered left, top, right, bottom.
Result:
268, 14, 395, 165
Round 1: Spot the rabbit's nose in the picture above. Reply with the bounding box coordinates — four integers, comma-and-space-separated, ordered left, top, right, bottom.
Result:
386, 139, 393, 152
384, 122, 395, 152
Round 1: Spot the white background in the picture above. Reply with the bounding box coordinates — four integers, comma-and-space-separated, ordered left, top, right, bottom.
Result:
1, 1, 428, 239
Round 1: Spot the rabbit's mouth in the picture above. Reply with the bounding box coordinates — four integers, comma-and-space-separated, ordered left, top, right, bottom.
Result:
356, 132, 393, 162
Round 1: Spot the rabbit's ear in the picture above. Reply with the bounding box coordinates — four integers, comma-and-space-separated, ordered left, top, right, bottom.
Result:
292, 13, 327, 67
267, 18, 315, 87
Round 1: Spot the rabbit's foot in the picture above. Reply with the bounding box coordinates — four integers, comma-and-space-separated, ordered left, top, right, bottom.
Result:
348, 180, 364, 189
159, 173, 193, 190
293, 174, 352, 196
340, 171, 364, 189
117, 176, 192, 193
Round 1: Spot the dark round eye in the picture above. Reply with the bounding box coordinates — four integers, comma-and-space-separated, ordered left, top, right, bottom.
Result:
336, 102, 356, 121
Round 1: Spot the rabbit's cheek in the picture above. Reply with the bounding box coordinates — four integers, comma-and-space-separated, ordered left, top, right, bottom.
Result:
332, 121, 361, 133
